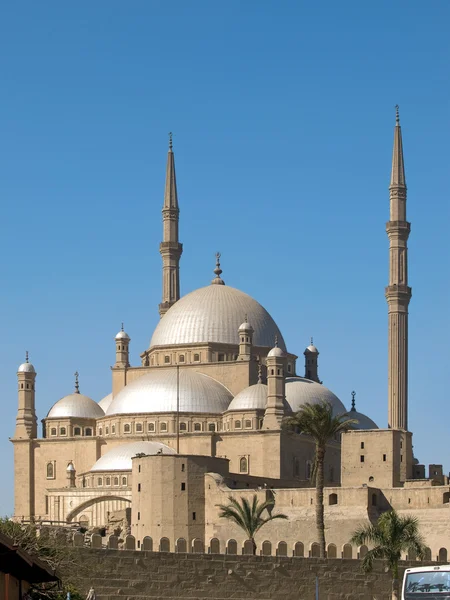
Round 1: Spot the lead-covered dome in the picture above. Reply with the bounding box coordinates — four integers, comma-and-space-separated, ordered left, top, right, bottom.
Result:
349, 409, 378, 430
98, 393, 113, 412
149, 284, 286, 350
47, 393, 105, 419
106, 369, 233, 416
285, 377, 346, 416
227, 382, 268, 411
90, 441, 175, 472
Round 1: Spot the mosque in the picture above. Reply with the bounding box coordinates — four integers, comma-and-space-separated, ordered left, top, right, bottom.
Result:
11, 111, 450, 559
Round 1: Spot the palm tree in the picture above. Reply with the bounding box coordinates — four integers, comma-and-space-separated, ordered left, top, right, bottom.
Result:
350, 510, 427, 600
283, 400, 357, 558
217, 494, 288, 554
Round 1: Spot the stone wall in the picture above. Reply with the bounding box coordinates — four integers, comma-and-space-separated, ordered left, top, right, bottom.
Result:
69, 548, 436, 600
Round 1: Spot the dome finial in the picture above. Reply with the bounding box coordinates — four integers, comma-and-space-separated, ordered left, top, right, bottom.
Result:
351, 390, 356, 411
310, 336, 313, 345
211, 252, 225, 285
121, 322, 124, 332
25, 350, 29, 363
258, 362, 262, 383
395, 104, 400, 125
274, 335, 278, 348
74, 371, 80, 394
168, 131, 173, 151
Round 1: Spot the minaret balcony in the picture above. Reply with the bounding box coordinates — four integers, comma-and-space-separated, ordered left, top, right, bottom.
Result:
386, 221, 411, 235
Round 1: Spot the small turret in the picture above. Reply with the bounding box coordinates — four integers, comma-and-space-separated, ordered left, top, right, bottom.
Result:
15, 352, 37, 439
304, 338, 320, 383
115, 324, 130, 368
238, 316, 253, 361
263, 337, 286, 429
66, 462, 76, 488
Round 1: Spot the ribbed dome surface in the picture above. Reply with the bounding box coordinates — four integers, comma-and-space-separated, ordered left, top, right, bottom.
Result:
149, 284, 286, 350
227, 383, 268, 411
90, 441, 175, 472
98, 393, 113, 412
285, 377, 346, 416
47, 393, 105, 419
106, 369, 233, 416
349, 409, 378, 430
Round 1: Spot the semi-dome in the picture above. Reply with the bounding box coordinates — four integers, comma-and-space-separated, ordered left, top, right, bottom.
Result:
106, 369, 233, 416
98, 393, 113, 412
227, 382, 268, 411
90, 441, 175, 472
349, 409, 378, 430
149, 284, 286, 350
285, 377, 346, 416
47, 393, 105, 419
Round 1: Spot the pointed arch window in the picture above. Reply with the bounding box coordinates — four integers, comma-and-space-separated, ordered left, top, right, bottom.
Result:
239, 457, 248, 473
46, 462, 55, 479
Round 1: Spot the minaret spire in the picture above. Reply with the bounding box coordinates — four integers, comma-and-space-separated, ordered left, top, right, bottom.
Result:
159, 133, 183, 317
386, 106, 411, 430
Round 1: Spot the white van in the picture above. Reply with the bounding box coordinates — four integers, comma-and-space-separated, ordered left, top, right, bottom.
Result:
402, 565, 450, 599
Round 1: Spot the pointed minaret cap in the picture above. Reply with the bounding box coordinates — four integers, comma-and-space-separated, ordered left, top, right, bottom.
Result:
268, 335, 285, 358
239, 314, 254, 332
115, 322, 130, 341
304, 337, 319, 354
163, 132, 179, 210
211, 252, 225, 285
390, 105, 406, 188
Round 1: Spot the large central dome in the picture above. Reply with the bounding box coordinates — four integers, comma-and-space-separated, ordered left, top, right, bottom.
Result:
150, 284, 286, 350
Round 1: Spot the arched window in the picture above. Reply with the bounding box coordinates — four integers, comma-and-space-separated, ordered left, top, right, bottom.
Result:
160, 422, 167, 432
178, 355, 185, 363
164, 356, 170, 364
85, 428, 92, 436
179, 422, 187, 431
234, 420, 242, 430
239, 457, 248, 473
194, 423, 202, 432
60, 427, 66, 436
50, 428, 57, 436
148, 422, 155, 432
97, 477, 103, 486
124, 424, 131, 433
105, 477, 111, 486
328, 493, 338, 505
105, 426, 109, 435
193, 353, 200, 362
46, 463, 54, 479
208, 423, 216, 432
122, 476, 127, 486
245, 420, 252, 429
74, 427, 81, 436
98, 427, 103, 436
135, 423, 143, 433
113, 477, 119, 486
111, 424, 115, 434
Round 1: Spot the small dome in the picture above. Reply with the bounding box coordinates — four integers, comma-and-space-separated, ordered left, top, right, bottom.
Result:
106, 369, 233, 416
18, 362, 35, 373
47, 393, 105, 419
349, 409, 378, 430
305, 345, 318, 354
98, 393, 113, 412
285, 377, 346, 416
150, 284, 286, 350
227, 383, 267, 411
239, 320, 254, 332
90, 441, 175, 472
268, 346, 285, 358
115, 330, 130, 341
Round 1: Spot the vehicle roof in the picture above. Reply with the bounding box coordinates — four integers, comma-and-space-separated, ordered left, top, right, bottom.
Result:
405, 565, 450, 574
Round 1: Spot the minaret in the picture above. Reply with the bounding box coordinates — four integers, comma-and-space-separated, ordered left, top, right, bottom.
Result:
386, 106, 411, 430
263, 338, 286, 429
15, 352, 37, 439
115, 323, 130, 368
238, 316, 253, 361
159, 133, 183, 317
304, 338, 320, 383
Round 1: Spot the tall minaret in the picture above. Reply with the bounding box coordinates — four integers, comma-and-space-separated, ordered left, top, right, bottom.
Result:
386, 106, 411, 430
159, 133, 183, 318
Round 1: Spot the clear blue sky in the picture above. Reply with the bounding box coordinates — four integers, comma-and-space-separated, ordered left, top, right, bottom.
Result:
0, 1, 449, 516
